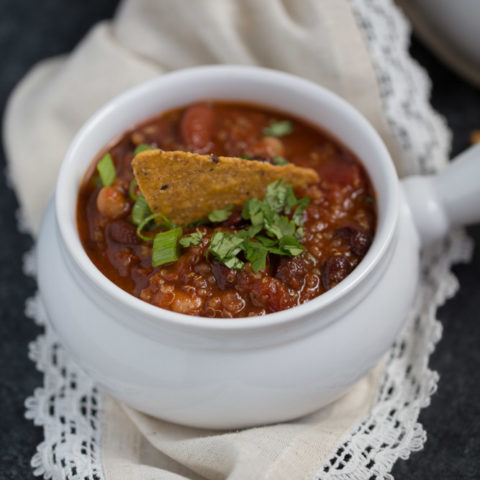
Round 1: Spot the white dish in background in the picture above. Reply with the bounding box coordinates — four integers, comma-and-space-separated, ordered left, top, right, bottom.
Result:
399, 0, 480, 87
37, 66, 480, 429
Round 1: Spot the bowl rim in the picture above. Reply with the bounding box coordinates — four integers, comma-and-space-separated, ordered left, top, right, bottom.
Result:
55, 65, 399, 331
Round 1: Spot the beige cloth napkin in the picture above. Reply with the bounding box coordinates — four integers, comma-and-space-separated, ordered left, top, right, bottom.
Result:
103, 365, 383, 480
4, 0, 404, 478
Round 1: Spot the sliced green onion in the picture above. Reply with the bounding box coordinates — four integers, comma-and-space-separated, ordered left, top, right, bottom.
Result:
128, 178, 139, 201
134, 143, 155, 156
136, 212, 173, 242
262, 120, 293, 138
152, 227, 183, 267
96, 153, 116, 187
131, 195, 151, 226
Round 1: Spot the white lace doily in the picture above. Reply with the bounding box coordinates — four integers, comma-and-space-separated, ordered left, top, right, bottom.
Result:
23, 1, 473, 479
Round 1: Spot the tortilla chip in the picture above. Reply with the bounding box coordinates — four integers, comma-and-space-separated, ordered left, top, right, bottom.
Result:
132, 150, 318, 225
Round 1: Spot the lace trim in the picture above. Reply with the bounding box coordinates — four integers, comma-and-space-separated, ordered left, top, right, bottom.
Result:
318, 231, 472, 480
23, 253, 104, 480
22, 1, 473, 479
348, 0, 451, 177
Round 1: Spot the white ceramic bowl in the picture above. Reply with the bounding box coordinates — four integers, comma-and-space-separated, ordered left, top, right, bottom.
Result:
37, 66, 480, 429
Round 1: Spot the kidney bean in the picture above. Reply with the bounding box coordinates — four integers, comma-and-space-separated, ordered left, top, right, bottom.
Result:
335, 227, 372, 257
109, 249, 138, 277
211, 261, 237, 290
350, 229, 372, 256
221, 211, 248, 229
275, 256, 308, 290
321, 255, 352, 290
106, 220, 141, 245
180, 103, 214, 151
334, 226, 354, 240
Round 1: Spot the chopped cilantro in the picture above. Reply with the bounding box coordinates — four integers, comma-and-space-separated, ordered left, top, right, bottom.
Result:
246, 224, 263, 238
255, 235, 277, 247
272, 156, 288, 165
279, 235, 304, 256
208, 232, 245, 270
265, 214, 296, 240
208, 204, 233, 223
264, 179, 296, 213
262, 120, 293, 138
292, 196, 310, 226
222, 256, 245, 270
205, 179, 310, 272
179, 231, 203, 247
245, 241, 269, 272
296, 227, 305, 239
242, 197, 266, 226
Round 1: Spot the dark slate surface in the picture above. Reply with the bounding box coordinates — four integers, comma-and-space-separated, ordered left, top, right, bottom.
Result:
0, 1, 479, 478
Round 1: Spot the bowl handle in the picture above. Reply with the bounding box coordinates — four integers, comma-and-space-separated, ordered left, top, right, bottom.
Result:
402, 143, 480, 246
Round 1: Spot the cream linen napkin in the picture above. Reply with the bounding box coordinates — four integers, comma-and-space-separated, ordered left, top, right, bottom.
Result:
4, 1, 406, 479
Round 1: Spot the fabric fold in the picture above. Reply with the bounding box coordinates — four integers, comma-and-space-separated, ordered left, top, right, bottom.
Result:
102, 363, 382, 480
4, 23, 160, 233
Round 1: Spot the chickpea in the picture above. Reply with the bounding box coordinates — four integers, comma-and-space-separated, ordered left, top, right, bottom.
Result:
131, 131, 146, 145
96, 187, 128, 218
